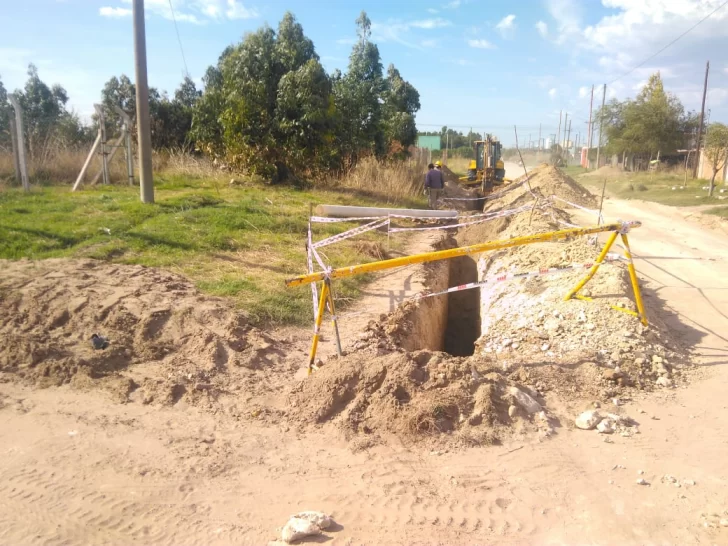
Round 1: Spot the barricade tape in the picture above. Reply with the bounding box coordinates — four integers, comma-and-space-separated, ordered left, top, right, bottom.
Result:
389, 204, 533, 233
310, 215, 387, 223
310, 245, 328, 272
456, 203, 534, 220
411, 254, 624, 301
550, 195, 604, 224
312, 218, 390, 249
307, 223, 319, 319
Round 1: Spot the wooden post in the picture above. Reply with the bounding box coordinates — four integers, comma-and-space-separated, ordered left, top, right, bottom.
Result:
596, 83, 607, 169
113, 106, 135, 186
693, 61, 709, 178
8, 95, 30, 192
133, 0, 155, 203
72, 131, 102, 191
9, 116, 21, 183
94, 104, 110, 185
90, 132, 126, 185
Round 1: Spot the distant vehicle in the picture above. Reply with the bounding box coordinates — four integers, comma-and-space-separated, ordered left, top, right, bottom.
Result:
459, 135, 507, 194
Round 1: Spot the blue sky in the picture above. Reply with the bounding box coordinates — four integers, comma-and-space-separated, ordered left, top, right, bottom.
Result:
2, 0, 728, 146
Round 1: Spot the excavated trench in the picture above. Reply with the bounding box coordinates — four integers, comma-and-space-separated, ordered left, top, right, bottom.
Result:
443, 256, 481, 356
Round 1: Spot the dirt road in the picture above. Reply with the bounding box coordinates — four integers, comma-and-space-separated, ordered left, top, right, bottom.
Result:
1, 196, 728, 545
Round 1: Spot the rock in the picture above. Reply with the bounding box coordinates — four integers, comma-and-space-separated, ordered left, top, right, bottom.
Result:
586, 323, 596, 331
290, 511, 333, 530
281, 518, 321, 544
720, 518, 728, 527
655, 376, 673, 388
683, 479, 696, 486
610, 351, 621, 362
541, 343, 550, 351
662, 474, 677, 484
636, 478, 649, 485
652, 355, 663, 364
575, 410, 602, 430
593, 401, 601, 408
603, 369, 623, 382
508, 387, 542, 414
511, 342, 520, 349
502, 338, 512, 347
508, 405, 518, 418
638, 469, 644, 475
612, 398, 622, 406
597, 418, 617, 434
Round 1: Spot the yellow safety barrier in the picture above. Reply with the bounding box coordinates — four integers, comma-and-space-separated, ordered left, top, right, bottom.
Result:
289, 221, 647, 372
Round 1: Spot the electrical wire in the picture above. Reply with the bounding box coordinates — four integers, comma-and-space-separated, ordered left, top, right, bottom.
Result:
168, 0, 190, 77
607, 0, 728, 86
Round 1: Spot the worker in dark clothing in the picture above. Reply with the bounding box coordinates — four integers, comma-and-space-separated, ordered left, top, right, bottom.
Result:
425, 160, 445, 209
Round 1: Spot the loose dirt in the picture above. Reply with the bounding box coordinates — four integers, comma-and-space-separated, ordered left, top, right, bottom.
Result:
1, 174, 728, 544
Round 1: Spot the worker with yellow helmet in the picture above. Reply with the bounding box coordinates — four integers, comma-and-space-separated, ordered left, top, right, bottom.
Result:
425, 160, 445, 209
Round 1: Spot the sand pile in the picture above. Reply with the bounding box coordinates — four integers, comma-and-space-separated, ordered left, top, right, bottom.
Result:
0, 259, 290, 408
500, 164, 597, 209
288, 349, 550, 446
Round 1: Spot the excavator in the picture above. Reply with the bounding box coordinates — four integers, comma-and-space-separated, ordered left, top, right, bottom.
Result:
459, 135, 507, 194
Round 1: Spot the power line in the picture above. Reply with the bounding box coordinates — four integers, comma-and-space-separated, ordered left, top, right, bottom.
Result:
168, 0, 189, 77
607, 0, 728, 86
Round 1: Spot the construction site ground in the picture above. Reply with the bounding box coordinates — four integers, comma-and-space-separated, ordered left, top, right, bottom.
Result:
1, 163, 728, 545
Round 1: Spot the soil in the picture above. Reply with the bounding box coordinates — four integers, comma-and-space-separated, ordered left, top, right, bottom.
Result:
1, 183, 728, 544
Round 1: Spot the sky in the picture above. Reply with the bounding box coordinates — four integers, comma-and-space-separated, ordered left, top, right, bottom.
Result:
2, 0, 728, 146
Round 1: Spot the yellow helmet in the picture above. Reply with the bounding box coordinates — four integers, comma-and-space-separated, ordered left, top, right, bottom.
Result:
435, 160, 442, 167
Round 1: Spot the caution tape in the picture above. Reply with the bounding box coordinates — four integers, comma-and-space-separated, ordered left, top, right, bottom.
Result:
310, 215, 388, 223
411, 254, 624, 300
312, 218, 390, 249
484, 178, 529, 200
307, 223, 319, 319
550, 195, 604, 224
388, 204, 532, 233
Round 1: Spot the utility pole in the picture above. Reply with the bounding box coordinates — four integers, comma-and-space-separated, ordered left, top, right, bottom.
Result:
9, 116, 20, 183
133, 0, 154, 203
566, 119, 572, 150
693, 61, 710, 178
587, 84, 595, 150
563, 113, 569, 148
596, 83, 607, 170
8, 94, 29, 192
556, 110, 562, 151
538, 123, 542, 151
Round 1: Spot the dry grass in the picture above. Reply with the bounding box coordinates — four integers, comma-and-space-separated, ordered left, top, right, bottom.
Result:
0, 147, 223, 187
325, 156, 427, 207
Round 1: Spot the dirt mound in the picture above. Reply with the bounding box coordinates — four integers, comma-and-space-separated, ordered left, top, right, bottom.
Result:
504, 164, 597, 209
0, 259, 291, 408
288, 349, 549, 446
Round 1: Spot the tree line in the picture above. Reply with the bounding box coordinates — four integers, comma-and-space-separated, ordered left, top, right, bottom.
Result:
1, 11, 420, 182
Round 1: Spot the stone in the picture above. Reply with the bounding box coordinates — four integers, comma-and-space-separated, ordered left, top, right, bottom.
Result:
508, 387, 542, 414
586, 323, 596, 331
634, 358, 647, 366
655, 376, 673, 388
541, 343, 550, 351
683, 479, 696, 486
720, 519, 728, 527
603, 369, 623, 382
508, 405, 518, 418
575, 410, 602, 430
290, 511, 333, 530
511, 342, 520, 349
281, 518, 321, 544
652, 355, 663, 364
597, 418, 617, 434
636, 478, 649, 485
612, 398, 622, 406
610, 351, 621, 362
638, 470, 645, 475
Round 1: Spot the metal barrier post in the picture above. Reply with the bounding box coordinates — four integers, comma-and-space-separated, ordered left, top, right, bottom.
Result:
620, 233, 649, 326
563, 231, 618, 301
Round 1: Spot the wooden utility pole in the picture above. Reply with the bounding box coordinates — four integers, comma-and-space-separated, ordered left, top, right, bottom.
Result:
557, 110, 562, 151
9, 116, 21, 183
566, 119, 572, 151
8, 94, 29, 192
596, 83, 607, 169
587, 85, 595, 150
563, 113, 569, 148
133, 0, 154, 203
693, 61, 710, 178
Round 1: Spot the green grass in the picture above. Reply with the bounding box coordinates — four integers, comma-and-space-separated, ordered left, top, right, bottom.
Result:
565, 168, 728, 212
561, 165, 590, 178
0, 174, 421, 325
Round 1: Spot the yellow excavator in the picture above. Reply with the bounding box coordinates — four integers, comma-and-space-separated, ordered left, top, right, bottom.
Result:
459, 135, 507, 194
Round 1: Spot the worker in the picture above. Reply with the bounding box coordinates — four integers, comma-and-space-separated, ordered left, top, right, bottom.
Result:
425, 160, 445, 209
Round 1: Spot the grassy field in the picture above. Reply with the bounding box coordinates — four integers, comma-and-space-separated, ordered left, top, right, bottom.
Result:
0, 171, 425, 325
567, 168, 728, 213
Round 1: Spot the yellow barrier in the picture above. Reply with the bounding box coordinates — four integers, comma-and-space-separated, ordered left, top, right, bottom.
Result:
286, 222, 641, 287
291, 221, 647, 371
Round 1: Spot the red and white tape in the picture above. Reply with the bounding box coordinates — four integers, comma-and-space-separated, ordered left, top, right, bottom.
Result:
307, 223, 319, 319
550, 195, 604, 224
312, 218, 390, 249
389, 204, 532, 233
411, 254, 624, 300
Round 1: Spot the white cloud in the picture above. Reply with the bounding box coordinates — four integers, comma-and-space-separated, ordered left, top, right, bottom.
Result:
111, 0, 258, 24
468, 39, 495, 49
427, 8, 439, 14
442, 0, 461, 8
544, 0, 583, 44
99, 6, 132, 17
535, 20, 548, 38
410, 18, 452, 29
495, 14, 516, 38
225, 0, 258, 19
421, 39, 438, 48
549, 88, 557, 99
578, 86, 589, 98
725, 66, 728, 74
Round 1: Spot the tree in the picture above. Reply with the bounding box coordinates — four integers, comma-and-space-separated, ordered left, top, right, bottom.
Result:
382, 64, 420, 152
0, 76, 11, 152
174, 76, 201, 109
704, 122, 728, 196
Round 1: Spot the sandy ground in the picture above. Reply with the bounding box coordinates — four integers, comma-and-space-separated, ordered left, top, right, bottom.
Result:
2, 188, 728, 544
